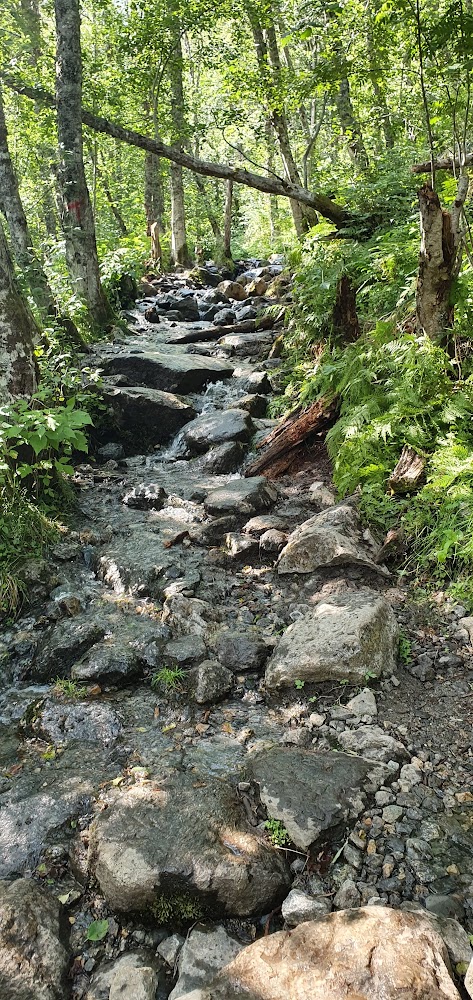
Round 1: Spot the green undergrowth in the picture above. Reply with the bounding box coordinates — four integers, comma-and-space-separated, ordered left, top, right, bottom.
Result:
281, 227, 473, 602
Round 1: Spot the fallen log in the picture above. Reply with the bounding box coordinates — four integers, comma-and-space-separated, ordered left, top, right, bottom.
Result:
165, 314, 279, 345
387, 446, 426, 493
245, 394, 339, 479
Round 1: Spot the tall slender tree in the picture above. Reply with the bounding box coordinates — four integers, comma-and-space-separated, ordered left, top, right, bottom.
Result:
168, 13, 191, 267
54, 0, 114, 328
0, 220, 38, 402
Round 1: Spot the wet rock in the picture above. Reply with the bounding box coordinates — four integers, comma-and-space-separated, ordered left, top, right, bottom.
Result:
97, 442, 125, 461
97, 534, 176, 598
188, 907, 461, 1000
102, 386, 196, 451
100, 350, 233, 394
183, 409, 254, 454
89, 775, 291, 915
213, 308, 236, 326
204, 477, 278, 515
0, 765, 100, 877
162, 595, 214, 637
28, 619, 105, 682
72, 643, 143, 685
173, 297, 200, 322
239, 371, 272, 394
169, 926, 242, 1000
164, 636, 207, 667
214, 630, 268, 673
26, 698, 121, 746
219, 332, 275, 358
234, 305, 257, 321
199, 442, 245, 474
242, 514, 288, 536
281, 888, 331, 926
217, 280, 247, 301
338, 725, 407, 763
0, 878, 70, 1000
265, 590, 398, 689
277, 503, 389, 576
231, 394, 267, 417
122, 484, 167, 510
188, 660, 234, 703
249, 747, 389, 852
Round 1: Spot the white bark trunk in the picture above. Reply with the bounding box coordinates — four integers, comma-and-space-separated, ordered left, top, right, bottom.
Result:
224, 179, 233, 259
0, 221, 38, 402
169, 23, 191, 267
54, 0, 114, 328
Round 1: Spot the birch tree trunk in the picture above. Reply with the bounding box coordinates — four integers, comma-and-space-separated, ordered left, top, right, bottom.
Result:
224, 179, 233, 259
0, 221, 38, 402
250, 17, 316, 237
334, 76, 369, 170
416, 178, 468, 341
54, 0, 114, 328
168, 22, 191, 267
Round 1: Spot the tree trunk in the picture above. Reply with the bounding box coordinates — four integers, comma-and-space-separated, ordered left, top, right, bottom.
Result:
144, 151, 164, 235
365, 16, 394, 150
193, 173, 223, 241
250, 17, 316, 237
245, 394, 339, 479
54, 0, 114, 329
332, 274, 360, 342
0, 82, 55, 314
3, 73, 351, 228
224, 179, 233, 259
0, 221, 38, 402
168, 22, 191, 267
416, 178, 468, 341
334, 75, 369, 170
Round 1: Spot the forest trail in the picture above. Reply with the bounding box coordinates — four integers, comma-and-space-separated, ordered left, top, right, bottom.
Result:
0, 264, 472, 999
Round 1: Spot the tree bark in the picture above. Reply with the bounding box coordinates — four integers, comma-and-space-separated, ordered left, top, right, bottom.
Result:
0, 221, 38, 402
334, 75, 369, 170
54, 0, 114, 329
2, 73, 350, 228
0, 81, 56, 314
193, 173, 223, 241
332, 274, 360, 342
168, 21, 191, 267
144, 151, 164, 236
224, 179, 233, 259
416, 178, 468, 341
245, 395, 339, 479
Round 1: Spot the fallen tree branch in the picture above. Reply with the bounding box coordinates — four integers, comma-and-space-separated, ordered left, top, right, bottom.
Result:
2, 73, 349, 228
245, 394, 339, 479
412, 153, 473, 174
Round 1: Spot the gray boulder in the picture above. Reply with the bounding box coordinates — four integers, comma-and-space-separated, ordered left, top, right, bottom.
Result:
169, 926, 242, 1000
277, 502, 389, 576
27, 619, 105, 682
122, 484, 167, 509
25, 698, 121, 746
214, 630, 268, 673
188, 661, 234, 703
102, 386, 196, 451
72, 643, 144, 685
0, 879, 70, 1000
250, 746, 388, 852
88, 774, 291, 915
281, 888, 331, 926
338, 725, 407, 763
183, 410, 253, 454
164, 636, 207, 667
265, 589, 398, 689
218, 332, 275, 358
213, 308, 236, 326
204, 477, 277, 515
86, 952, 159, 1000
100, 350, 233, 394
198, 441, 245, 474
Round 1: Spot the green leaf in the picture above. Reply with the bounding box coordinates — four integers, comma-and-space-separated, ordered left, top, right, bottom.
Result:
86, 919, 109, 941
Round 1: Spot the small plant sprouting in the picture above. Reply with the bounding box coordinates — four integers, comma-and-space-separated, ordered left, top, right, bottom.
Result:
294, 678, 305, 690
398, 631, 413, 665
364, 669, 378, 684
265, 818, 290, 848
53, 677, 87, 699
151, 666, 185, 691
151, 892, 203, 924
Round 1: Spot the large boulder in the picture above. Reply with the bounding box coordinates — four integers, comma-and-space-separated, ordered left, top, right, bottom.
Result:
265, 589, 398, 689
204, 477, 277, 515
88, 776, 291, 916
183, 410, 254, 454
277, 502, 389, 576
218, 332, 275, 358
181, 907, 461, 1000
100, 351, 233, 394
249, 747, 390, 852
217, 280, 247, 301
102, 386, 196, 451
26, 619, 105, 683
0, 878, 70, 1000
